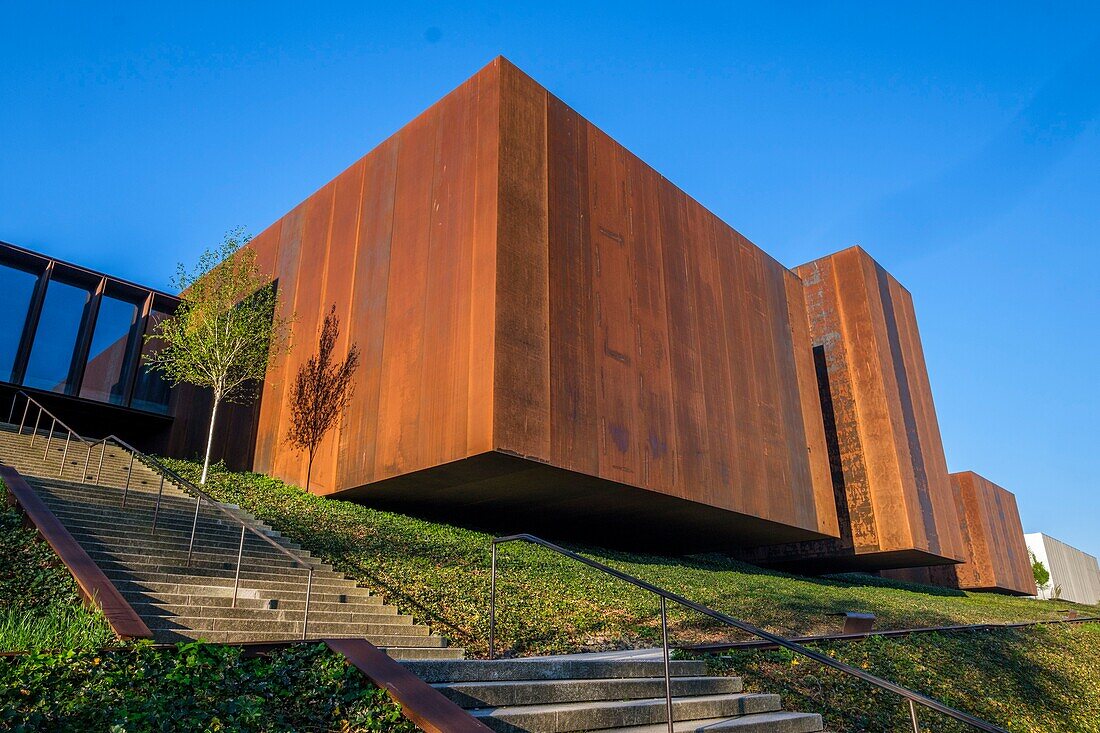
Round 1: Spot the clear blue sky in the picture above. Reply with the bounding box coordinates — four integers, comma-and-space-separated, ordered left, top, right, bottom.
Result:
2, 3, 1097, 556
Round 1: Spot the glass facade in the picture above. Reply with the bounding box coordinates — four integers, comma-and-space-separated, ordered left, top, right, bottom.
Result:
0, 244, 176, 414
23, 278, 93, 393
80, 294, 141, 404
0, 263, 39, 382
131, 309, 174, 414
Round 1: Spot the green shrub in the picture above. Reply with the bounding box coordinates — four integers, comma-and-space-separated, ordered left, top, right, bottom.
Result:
0, 641, 417, 732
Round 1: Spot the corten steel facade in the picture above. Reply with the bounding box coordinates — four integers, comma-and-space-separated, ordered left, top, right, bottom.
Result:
199, 57, 841, 549
740, 246, 967, 571
885, 472, 1034, 595
4, 58, 1044, 569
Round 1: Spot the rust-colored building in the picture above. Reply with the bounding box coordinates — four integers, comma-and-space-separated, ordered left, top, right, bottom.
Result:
208, 57, 841, 549
741, 246, 967, 570
886, 472, 1035, 595
1, 58, 1043, 579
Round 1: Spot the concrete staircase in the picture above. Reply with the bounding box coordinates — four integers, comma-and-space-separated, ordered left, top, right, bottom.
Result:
405, 657, 824, 732
0, 422, 461, 659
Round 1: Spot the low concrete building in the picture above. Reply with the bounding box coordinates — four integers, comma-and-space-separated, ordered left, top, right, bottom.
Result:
1026, 533, 1100, 605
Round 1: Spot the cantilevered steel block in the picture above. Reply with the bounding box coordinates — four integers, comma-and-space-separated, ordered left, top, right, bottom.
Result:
202, 58, 841, 550
887, 472, 1035, 595
741, 246, 967, 570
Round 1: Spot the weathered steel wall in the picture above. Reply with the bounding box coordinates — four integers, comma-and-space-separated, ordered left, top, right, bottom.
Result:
948, 472, 1034, 594
238, 60, 501, 495
1026, 532, 1100, 604
500, 68, 839, 539
741, 246, 966, 570
197, 57, 841, 548
888, 473, 1036, 595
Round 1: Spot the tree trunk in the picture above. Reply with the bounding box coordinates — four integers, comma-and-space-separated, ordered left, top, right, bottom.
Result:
200, 394, 220, 485
306, 448, 314, 493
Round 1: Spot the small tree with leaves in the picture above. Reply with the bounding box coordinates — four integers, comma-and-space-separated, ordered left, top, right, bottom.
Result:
1031, 551, 1051, 596
286, 305, 361, 491
145, 228, 292, 484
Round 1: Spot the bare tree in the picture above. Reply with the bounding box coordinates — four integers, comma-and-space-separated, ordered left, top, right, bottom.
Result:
286, 305, 361, 491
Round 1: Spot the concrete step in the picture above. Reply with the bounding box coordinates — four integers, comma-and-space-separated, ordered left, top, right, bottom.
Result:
469, 693, 782, 733
436, 676, 743, 707
130, 601, 411, 625
119, 587, 389, 611
86, 547, 330, 574
63, 528, 312, 560
604, 711, 824, 732
144, 614, 434, 637
116, 579, 384, 608
406, 659, 710, 683
100, 565, 359, 591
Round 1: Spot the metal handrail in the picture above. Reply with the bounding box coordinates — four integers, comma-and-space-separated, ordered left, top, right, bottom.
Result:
7, 391, 316, 639
489, 533, 1009, 733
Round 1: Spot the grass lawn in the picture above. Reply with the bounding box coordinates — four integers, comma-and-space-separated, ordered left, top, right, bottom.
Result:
166, 460, 1099, 659
708, 622, 1100, 733
0, 500, 115, 652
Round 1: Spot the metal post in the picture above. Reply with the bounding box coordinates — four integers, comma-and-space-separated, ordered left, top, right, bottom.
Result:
151, 474, 165, 532
232, 525, 246, 608
96, 442, 106, 486
302, 567, 314, 640
121, 452, 135, 507
43, 418, 55, 459
83, 444, 93, 481
7, 394, 15, 424
489, 542, 497, 660
29, 407, 41, 447
661, 596, 674, 733
59, 432, 71, 477
186, 495, 201, 566
909, 699, 920, 732
18, 400, 29, 434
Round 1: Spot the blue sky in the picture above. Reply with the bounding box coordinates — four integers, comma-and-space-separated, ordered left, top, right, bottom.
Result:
1, 3, 1097, 556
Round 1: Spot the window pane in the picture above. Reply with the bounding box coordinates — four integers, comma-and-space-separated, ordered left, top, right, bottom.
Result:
80, 295, 141, 405
0, 264, 39, 382
23, 279, 92, 393
131, 309, 173, 414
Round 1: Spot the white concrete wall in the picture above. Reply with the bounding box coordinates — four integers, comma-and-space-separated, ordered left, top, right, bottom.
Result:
1026, 533, 1100, 605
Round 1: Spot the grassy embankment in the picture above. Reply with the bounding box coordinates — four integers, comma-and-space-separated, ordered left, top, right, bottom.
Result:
710, 623, 1100, 733
165, 460, 1098, 658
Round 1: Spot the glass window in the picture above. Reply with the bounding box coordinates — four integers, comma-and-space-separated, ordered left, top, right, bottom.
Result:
23, 278, 93, 394
131, 309, 173, 414
80, 295, 141, 405
0, 263, 40, 383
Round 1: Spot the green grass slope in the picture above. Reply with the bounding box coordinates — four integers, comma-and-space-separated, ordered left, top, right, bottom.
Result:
709, 623, 1100, 733
0, 500, 115, 652
167, 461, 1098, 658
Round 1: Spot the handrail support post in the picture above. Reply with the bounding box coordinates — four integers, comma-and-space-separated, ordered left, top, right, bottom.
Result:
909, 699, 920, 732
30, 407, 41, 447
302, 567, 314, 640
232, 524, 246, 607
186, 494, 201, 566
121, 452, 135, 507
44, 418, 55, 459
59, 431, 71, 477
489, 542, 497, 660
96, 441, 106, 485
661, 596, 674, 733
151, 474, 165, 532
